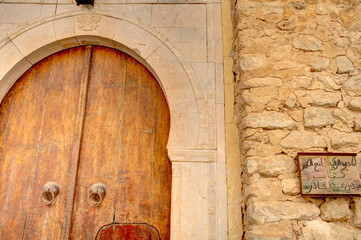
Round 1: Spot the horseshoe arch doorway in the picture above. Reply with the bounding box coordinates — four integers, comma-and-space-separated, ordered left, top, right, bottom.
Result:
0, 45, 171, 239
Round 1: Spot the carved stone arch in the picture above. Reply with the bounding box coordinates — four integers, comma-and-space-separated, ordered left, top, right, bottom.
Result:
0, 11, 226, 239
0, 11, 212, 152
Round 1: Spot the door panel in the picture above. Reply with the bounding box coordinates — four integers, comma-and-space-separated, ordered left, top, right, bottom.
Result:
0, 46, 171, 240
0, 47, 86, 239
70, 46, 171, 240
96, 223, 160, 240
70, 47, 126, 239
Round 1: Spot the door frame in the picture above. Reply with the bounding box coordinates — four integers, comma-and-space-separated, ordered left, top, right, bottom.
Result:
0, 12, 227, 240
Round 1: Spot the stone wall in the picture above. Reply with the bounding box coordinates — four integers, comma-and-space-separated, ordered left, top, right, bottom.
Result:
233, 0, 361, 239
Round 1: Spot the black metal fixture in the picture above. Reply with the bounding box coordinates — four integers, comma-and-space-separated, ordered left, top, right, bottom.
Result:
76, 0, 94, 6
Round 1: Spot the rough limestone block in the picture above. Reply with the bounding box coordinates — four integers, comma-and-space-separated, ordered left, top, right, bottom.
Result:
247, 201, 320, 224
245, 155, 297, 177
281, 178, 300, 196
298, 90, 341, 107
280, 131, 326, 149
340, 8, 359, 27
354, 116, 361, 131
304, 107, 334, 128
314, 74, 340, 90
293, 35, 323, 51
327, 128, 358, 148
239, 54, 267, 71
241, 111, 297, 130
239, 77, 283, 89
353, 197, 361, 227
315, 5, 328, 15
320, 198, 351, 221
335, 56, 354, 74
349, 97, 361, 111
301, 219, 334, 240
344, 74, 361, 95
290, 76, 312, 89
311, 57, 330, 71
302, 220, 354, 240
245, 221, 293, 240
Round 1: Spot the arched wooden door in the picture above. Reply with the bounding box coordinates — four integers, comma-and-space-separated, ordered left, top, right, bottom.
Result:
0, 46, 171, 240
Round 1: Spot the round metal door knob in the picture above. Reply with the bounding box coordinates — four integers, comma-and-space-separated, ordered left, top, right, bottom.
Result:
88, 182, 106, 207
40, 182, 59, 206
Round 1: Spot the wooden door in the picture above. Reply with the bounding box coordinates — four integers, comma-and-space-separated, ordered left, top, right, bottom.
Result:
0, 46, 171, 240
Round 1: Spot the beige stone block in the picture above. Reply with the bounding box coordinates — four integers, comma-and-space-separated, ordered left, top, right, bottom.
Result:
175, 42, 207, 62
304, 107, 334, 129
95, 17, 119, 40
215, 63, 224, 104
76, 35, 102, 45
250, 86, 278, 97
179, 27, 206, 42
216, 103, 225, 161
281, 178, 300, 196
40, 4, 56, 19
241, 111, 297, 130
146, 44, 195, 106
320, 198, 351, 221
157, 27, 180, 42
55, 4, 86, 14
301, 219, 334, 240
0, 41, 26, 83
167, 101, 198, 150
328, 128, 358, 148
280, 131, 326, 149
228, 204, 243, 240
248, 201, 320, 224
293, 34, 323, 51
239, 77, 283, 89
0, 4, 42, 24
178, 162, 209, 239
53, 17, 75, 42
207, 63, 216, 102
152, 4, 206, 27
245, 155, 297, 177
213, 3, 223, 64
191, 62, 208, 99
245, 221, 293, 240
12, 21, 57, 58
113, 20, 163, 60
298, 90, 341, 107
353, 197, 361, 227
26, 42, 62, 65
58, 37, 80, 50
99, 4, 152, 24
345, 74, 361, 95
217, 162, 228, 239
75, 14, 102, 36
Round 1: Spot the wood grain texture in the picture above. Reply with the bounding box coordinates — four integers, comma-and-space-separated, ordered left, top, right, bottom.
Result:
96, 223, 160, 240
70, 46, 126, 239
0, 46, 171, 240
0, 47, 87, 239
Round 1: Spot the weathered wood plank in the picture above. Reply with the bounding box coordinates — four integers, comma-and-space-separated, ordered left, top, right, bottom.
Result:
62, 46, 92, 240
70, 46, 126, 239
23, 47, 86, 239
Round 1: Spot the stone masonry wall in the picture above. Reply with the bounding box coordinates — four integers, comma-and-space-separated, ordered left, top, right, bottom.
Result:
233, 0, 361, 239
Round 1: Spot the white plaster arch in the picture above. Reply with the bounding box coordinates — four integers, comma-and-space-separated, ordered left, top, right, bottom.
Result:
0, 11, 210, 152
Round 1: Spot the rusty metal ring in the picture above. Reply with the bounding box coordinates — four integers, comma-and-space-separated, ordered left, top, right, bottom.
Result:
40, 189, 55, 206
87, 191, 102, 207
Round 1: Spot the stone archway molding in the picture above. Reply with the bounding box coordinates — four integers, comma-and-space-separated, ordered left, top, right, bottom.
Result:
0, 11, 211, 152
0, 11, 226, 240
